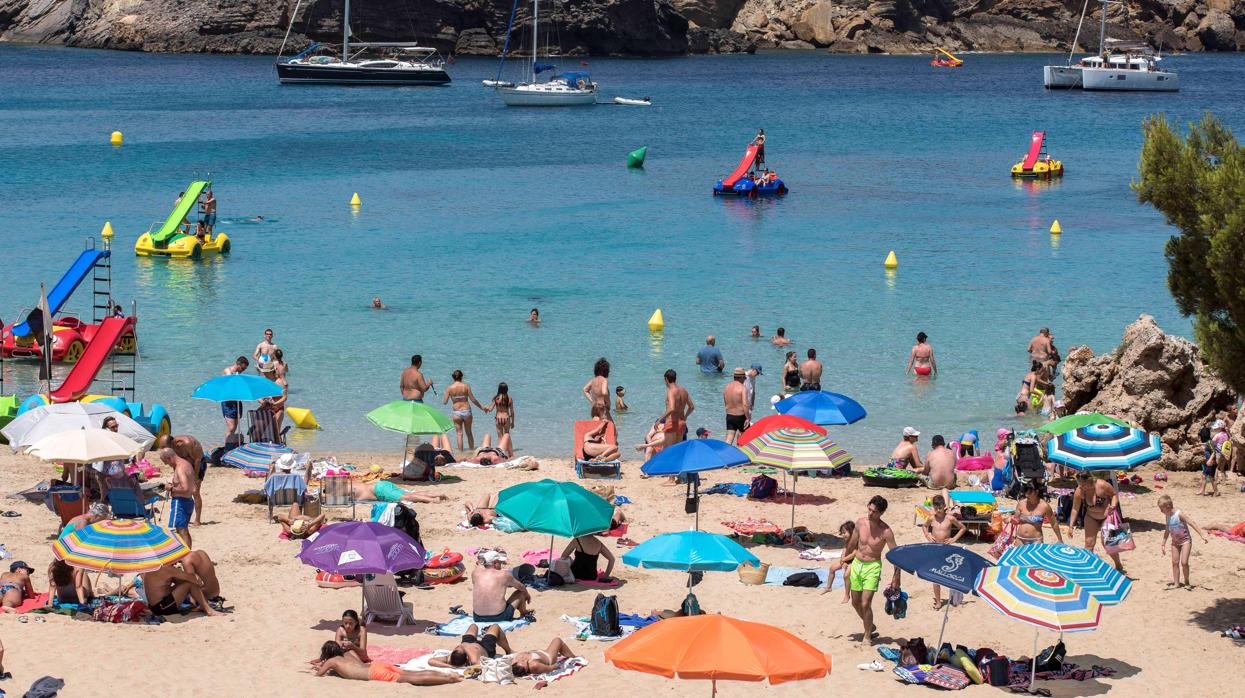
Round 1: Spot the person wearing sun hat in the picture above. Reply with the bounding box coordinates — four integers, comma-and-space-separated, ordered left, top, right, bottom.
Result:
888, 427, 923, 470
0, 561, 36, 612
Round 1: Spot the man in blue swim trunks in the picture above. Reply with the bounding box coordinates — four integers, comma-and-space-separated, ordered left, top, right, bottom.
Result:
161, 448, 199, 549
220, 356, 249, 442
350, 479, 447, 505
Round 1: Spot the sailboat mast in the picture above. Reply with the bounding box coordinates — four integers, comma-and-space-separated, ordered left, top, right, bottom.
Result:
531, 0, 539, 83
1098, 0, 1107, 57
343, 0, 351, 60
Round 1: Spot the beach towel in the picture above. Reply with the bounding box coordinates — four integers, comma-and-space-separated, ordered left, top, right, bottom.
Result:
798, 547, 842, 562
12, 592, 50, 614
368, 646, 433, 665
613, 495, 632, 505
1210, 530, 1245, 544
371, 503, 398, 527
602, 523, 628, 538
720, 518, 783, 536
704, 483, 750, 497
398, 650, 466, 676
446, 456, 538, 470
431, 614, 531, 637
1006, 661, 1116, 688
561, 614, 639, 641
762, 566, 841, 589
619, 613, 661, 629
522, 656, 589, 683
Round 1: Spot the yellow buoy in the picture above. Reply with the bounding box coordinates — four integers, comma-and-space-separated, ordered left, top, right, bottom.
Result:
1049, 219, 1062, 235
100, 221, 114, 240
110, 131, 123, 146
884, 250, 898, 269
350, 192, 361, 207
286, 407, 320, 430
647, 309, 664, 332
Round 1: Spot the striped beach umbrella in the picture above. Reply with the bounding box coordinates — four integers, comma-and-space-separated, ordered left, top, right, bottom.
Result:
976, 565, 1102, 691
1047, 423, 1160, 470
741, 428, 850, 530
53, 519, 189, 574
222, 441, 293, 474
998, 544, 1131, 605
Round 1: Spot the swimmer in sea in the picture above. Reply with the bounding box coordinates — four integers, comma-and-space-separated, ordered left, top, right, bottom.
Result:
371, 297, 387, 310
906, 332, 936, 378
529, 308, 540, 325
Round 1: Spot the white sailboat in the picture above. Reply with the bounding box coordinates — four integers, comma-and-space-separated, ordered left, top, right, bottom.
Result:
1043, 0, 1177, 92
490, 0, 597, 106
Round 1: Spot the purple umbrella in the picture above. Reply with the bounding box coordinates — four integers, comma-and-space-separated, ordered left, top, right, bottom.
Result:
297, 521, 426, 614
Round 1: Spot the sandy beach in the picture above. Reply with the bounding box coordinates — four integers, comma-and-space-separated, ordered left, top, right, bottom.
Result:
0, 447, 1242, 697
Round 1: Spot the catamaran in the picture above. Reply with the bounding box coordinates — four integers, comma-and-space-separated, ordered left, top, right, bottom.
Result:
489, 0, 597, 106
276, 0, 450, 85
1043, 0, 1177, 91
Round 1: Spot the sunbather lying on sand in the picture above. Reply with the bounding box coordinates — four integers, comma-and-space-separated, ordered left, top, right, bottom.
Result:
463, 434, 513, 464
315, 641, 460, 685
0, 562, 36, 613
511, 637, 580, 677
350, 479, 448, 504
274, 502, 326, 539
465, 493, 500, 527
430, 623, 512, 668
1206, 521, 1245, 536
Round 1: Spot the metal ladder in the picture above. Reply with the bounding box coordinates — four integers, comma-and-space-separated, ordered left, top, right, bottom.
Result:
92, 236, 112, 323
108, 300, 137, 402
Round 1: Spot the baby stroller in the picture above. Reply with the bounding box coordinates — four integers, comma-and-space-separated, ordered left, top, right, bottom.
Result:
1007, 431, 1047, 499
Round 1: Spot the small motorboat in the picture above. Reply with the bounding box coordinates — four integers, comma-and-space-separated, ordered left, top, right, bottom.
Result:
613, 97, 651, 106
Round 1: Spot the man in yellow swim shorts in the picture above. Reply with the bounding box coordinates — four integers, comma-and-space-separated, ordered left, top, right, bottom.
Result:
826, 495, 902, 645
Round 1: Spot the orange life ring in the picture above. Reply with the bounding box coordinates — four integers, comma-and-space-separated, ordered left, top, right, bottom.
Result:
427, 549, 463, 569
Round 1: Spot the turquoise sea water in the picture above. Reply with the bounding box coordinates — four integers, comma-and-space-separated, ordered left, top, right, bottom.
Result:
2, 45, 1243, 461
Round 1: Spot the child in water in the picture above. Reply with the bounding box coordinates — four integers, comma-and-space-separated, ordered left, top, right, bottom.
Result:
614, 386, 628, 412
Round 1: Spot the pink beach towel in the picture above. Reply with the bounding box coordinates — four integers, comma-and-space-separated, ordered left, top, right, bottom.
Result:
579, 573, 621, 588
368, 646, 434, 665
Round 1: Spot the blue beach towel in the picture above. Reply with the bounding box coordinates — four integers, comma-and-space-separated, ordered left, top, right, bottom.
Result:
618, 613, 660, 629
703, 483, 749, 497
761, 566, 843, 590
613, 495, 632, 505
432, 614, 531, 636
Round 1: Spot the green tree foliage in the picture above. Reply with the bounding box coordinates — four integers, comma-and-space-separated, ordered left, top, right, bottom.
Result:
1134, 113, 1245, 393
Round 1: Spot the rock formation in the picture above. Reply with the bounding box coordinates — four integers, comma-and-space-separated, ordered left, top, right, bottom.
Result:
1060, 315, 1238, 471
1, 0, 1242, 55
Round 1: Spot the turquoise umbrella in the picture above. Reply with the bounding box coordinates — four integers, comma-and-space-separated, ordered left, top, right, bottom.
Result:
497, 480, 614, 572
622, 531, 758, 572
191, 374, 282, 402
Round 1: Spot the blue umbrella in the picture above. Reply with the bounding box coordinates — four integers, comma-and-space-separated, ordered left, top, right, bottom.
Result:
192, 374, 284, 402
886, 543, 994, 651
640, 439, 749, 477
775, 391, 866, 425
1046, 423, 1160, 471
998, 543, 1132, 605
622, 531, 759, 573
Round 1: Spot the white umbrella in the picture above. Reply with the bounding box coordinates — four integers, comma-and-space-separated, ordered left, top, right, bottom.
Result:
25, 428, 144, 464
3, 402, 154, 453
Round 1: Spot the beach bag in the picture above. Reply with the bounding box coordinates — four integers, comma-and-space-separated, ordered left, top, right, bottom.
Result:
987, 522, 1015, 559
680, 591, 702, 616
1036, 641, 1066, 672
401, 457, 434, 482
480, 655, 514, 684
991, 461, 1012, 492
737, 562, 769, 585
748, 474, 778, 500
982, 655, 1010, 686
899, 637, 929, 666
590, 593, 621, 637
783, 572, 821, 587
923, 665, 970, 690
93, 600, 148, 623
1102, 508, 1135, 554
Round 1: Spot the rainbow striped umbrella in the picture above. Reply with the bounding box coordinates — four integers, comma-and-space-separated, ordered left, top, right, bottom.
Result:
52, 519, 189, 574
741, 428, 851, 530
1047, 423, 1161, 471
975, 565, 1102, 692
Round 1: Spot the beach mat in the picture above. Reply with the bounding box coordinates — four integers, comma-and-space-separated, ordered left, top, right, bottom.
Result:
762, 566, 843, 590
561, 614, 639, 641
368, 646, 433, 665
430, 614, 531, 636
523, 656, 589, 683
14, 592, 50, 613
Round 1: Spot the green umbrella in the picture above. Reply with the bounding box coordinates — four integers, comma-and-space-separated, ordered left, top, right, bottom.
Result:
1038, 412, 1134, 436
366, 400, 452, 435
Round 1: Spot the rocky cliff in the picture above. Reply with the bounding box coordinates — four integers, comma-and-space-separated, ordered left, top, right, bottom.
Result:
0, 0, 1242, 54
1060, 315, 1239, 471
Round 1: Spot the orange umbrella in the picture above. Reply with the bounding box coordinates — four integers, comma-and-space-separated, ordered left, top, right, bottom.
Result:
604, 614, 831, 694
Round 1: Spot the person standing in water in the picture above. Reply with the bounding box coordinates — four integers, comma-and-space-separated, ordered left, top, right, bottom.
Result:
799, 348, 822, 391
582, 358, 612, 422
444, 370, 488, 452
400, 355, 432, 402
659, 369, 694, 450
529, 308, 540, 325
906, 332, 937, 378
752, 128, 766, 169
253, 329, 278, 377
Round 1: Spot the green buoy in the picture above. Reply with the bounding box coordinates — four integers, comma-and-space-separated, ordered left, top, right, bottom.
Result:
627, 146, 647, 169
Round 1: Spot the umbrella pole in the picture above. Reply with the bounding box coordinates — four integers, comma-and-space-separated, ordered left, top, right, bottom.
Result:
935, 602, 950, 654
360, 576, 366, 618
790, 474, 797, 532
1031, 629, 1038, 690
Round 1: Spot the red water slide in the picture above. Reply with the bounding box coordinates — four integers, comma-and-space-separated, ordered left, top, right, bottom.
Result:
721, 145, 759, 188
1021, 131, 1046, 170
48, 316, 135, 403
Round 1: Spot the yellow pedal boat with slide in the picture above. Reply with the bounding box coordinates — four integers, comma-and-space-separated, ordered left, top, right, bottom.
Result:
135, 180, 231, 258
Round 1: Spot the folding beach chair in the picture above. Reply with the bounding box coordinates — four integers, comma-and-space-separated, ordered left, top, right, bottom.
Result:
105, 476, 163, 521
317, 474, 358, 519
247, 409, 290, 446
264, 471, 307, 523
362, 574, 416, 627
573, 420, 622, 480
46, 485, 86, 527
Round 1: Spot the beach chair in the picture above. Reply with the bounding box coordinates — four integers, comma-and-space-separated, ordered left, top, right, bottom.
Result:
105, 477, 162, 521
362, 574, 416, 627
247, 408, 290, 446
264, 472, 307, 523
574, 420, 622, 480
47, 486, 87, 527
317, 474, 358, 519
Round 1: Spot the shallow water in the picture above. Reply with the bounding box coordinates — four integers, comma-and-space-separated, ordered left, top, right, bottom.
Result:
2, 46, 1242, 460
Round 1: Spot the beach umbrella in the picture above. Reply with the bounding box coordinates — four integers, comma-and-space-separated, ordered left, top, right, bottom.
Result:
221, 441, 293, 475
366, 400, 452, 435
1046, 423, 1161, 471
774, 391, 866, 426
622, 530, 759, 573
1037, 412, 1133, 436
605, 614, 832, 695
297, 521, 427, 614
736, 414, 826, 446
741, 428, 851, 530
53, 519, 189, 574
640, 439, 750, 477
3, 402, 153, 453
975, 565, 1102, 692
497, 480, 614, 573
886, 543, 993, 651
998, 544, 1131, 605
191, 374, 283, 402
25, 428, 144, 464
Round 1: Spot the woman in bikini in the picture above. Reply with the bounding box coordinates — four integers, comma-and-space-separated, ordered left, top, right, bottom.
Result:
1012, 481, 1063, 545
782, 351, 800, 395
335, 609, 369, 662
1071, 472, 1123, 571
443, 370, 488, 451
1015, 361, 1040, 414
491, 383, 514, 443
906, 332, 937, 378
582, 420, 620, 461
510, 637, 581, 677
